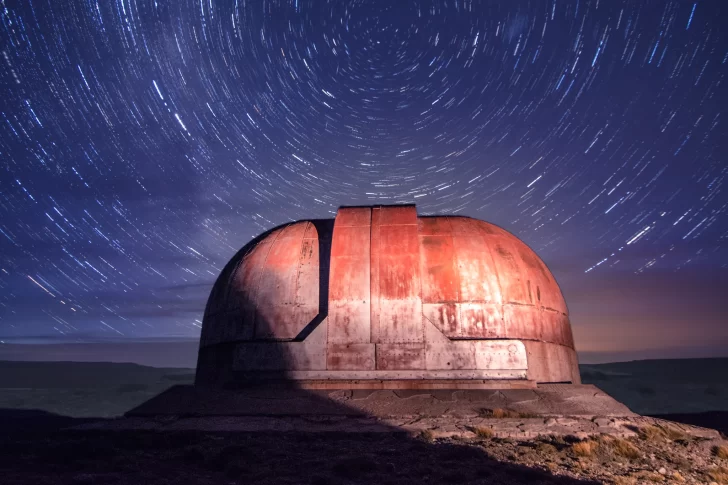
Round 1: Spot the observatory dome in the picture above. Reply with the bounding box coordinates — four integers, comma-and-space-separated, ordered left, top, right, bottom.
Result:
196, 205, 580, 388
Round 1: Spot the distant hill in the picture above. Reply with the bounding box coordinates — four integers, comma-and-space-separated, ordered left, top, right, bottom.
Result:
580, 358, 728, 415
0, 358, 726, 417
0, 361, 194, 417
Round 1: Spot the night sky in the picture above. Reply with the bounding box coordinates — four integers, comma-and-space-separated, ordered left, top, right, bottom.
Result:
1, 0, 726, 366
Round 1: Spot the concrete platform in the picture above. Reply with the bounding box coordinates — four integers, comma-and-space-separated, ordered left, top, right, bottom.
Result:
65, 384, 726, 440
125, 383, 635, 418
70, 414, 723, 441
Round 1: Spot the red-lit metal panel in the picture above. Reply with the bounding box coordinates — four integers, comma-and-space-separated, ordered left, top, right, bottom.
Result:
422, 302, 458, 336
480, 233, 531, 306
296, 224, 319, 310
328, 208, 371, 344
458, 302, 504, 338
254, 222, 318, 340
449, 218, 502, 304
370, 207, 382, 343
511, 238, 568, 314
418, 219, 459, 304
374, 205, 422, 344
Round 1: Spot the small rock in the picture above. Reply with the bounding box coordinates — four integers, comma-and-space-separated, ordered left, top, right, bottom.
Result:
544, 418, 557, 426
593, 417, 611, 427
658, 467, 666, 475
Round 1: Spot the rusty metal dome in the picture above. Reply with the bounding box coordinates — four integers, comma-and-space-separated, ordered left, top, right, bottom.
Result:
197, 205, 580, 388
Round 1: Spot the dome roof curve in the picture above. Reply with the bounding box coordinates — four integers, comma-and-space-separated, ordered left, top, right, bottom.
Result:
197, 205, 579, 387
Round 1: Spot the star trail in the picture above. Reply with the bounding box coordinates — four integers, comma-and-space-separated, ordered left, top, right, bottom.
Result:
0, 0, 726, 356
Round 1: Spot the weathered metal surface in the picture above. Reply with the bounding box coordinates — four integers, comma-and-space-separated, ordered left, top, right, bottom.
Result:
371, 205, 422, 345
198, 205, 580, 387
376, 343, 425, 370
290, 379, 536, 390
327, 207, 371, 345
326, 343, 375, 370
523, 340, 581, 384
247, 369, 527, 380
254, 222, 319, 340
234, 315, 328, 371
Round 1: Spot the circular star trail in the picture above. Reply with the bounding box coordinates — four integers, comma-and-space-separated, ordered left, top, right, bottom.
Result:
0, 0, 725, 342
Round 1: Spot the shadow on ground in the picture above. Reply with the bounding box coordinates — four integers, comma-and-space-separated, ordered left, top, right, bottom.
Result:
0, 408, 603, 485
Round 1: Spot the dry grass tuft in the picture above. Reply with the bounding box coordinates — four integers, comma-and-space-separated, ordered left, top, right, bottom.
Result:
639, 423, 689, 442
661, 424, 688, 441
713, 444, 728, 460
631, 471, 665, 483
536, 442, 558, 455
639, 425, 666, 442
671, 471, 685, 482
419, 429, 434, 442
610, 476, 636, 485
479, 408, 537, 419
571, 440, 598, 457
708, 466, 728, 484
611, 438, 642, 460
473, 427, 494, 439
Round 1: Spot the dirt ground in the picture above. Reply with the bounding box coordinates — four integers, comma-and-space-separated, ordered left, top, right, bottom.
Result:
2, 414, 727, 485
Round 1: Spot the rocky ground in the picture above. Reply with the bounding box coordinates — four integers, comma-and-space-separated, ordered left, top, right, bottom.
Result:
2, 414, 727, 485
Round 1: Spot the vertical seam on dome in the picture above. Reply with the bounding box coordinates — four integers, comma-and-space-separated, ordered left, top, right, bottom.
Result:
293, 222, 310, 309
477, 222, 506, 338
250, 225, 287, 339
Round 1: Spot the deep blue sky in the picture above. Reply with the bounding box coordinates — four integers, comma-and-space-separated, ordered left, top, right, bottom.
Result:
0, 0, 726, 365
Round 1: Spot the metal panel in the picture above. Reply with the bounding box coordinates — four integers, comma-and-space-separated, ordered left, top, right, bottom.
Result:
422, 302, 458, 336
370, 207, 382, 343
503, 303, 540, 341
254, 222, 318, 340
376, 343, 425, 370
523, 341, 579, 383
374, 206, 423, 344
419, 232, 459, 304
481, 232, 532, 306
424, 316, 476, 370
378, 204, 417, 225
327, 343, 375, 370
511, 238, 568, 314
449, 218, 502, 304
234, 316, 328, 371
328, 207, 372, 344
473, 340, 527, 370
334, 206, 371, 227
457, 302, 504, 338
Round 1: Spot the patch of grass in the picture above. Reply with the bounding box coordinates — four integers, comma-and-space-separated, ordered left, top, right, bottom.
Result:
473, 427, 494, 439
713, 444, 728, 460
628, 471, 665, 483
571, 440, 597, 457
671, 471, 685, 482
611, 438, 642, 460
639, 425, 666, 442
536, 442, 557, 455
707, 466, 728, 484
662, 424, 688, 441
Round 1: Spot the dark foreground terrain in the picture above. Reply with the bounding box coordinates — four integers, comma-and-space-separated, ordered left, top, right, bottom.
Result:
2, 359, 728, 483
2, 409, 728, 485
